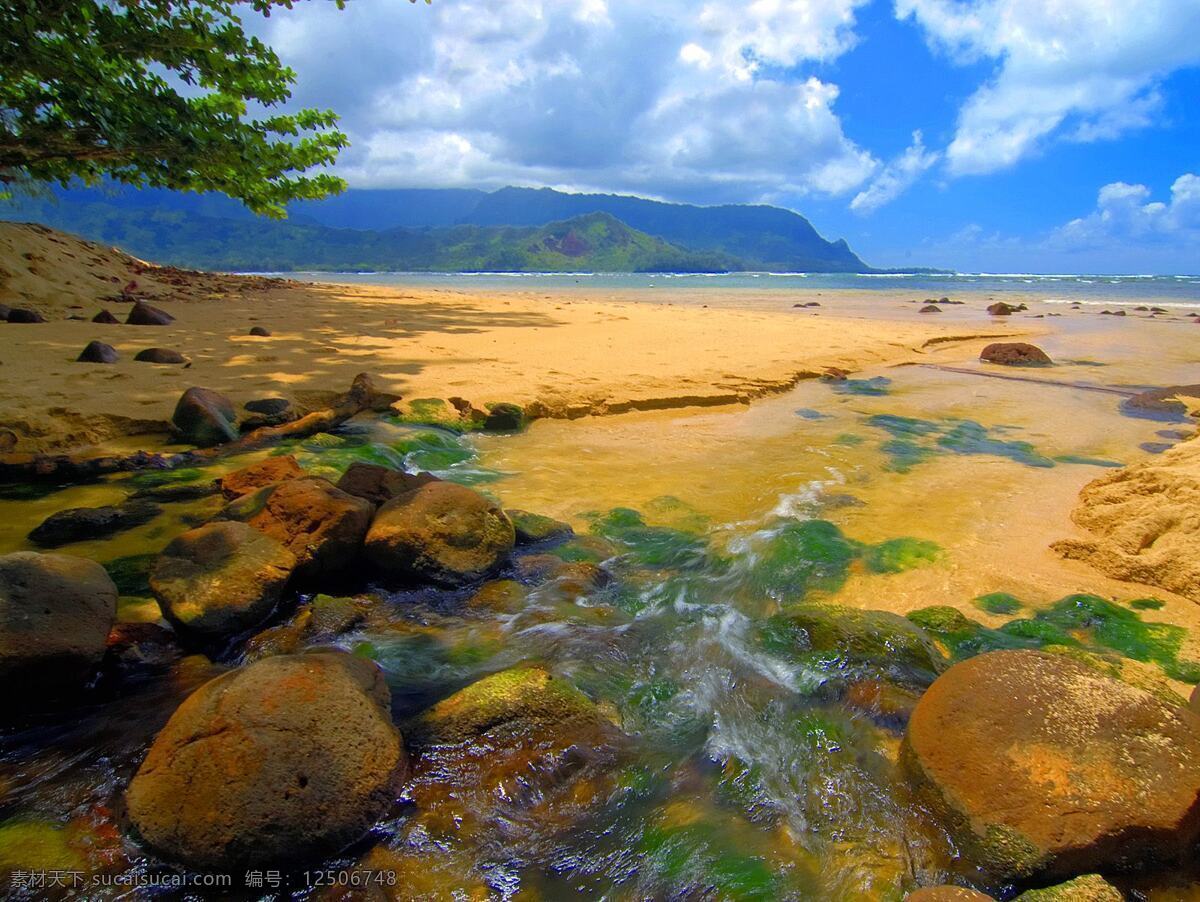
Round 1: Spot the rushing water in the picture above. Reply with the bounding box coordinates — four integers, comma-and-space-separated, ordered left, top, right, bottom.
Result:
3, 297, 1200, 899
265, 270, 1200, 306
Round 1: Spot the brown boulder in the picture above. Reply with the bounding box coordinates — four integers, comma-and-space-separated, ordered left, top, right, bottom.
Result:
220, 476, 373, 580
980, 342, 1052, 366
77, 340, 119, 363
7, 307, 47, 323
134, 347, 187, 365
218, 455, 305, 499
172, 387, 238, 447
903, 649, 1200, 880
248, 326, 272, 337
125, 652, 405, 868
335, 462, 438, 506
92, 309, 121, 324
150, 521, 296, 640
1121, 384, 1200, 419
919, 304, 941, 314
0, 552, 117, 695
126, 301, 175, 325
986, 302, 1018, 316
365, 481, 514, 586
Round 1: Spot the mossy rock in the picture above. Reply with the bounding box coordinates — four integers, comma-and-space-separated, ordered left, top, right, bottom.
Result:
482, 402, 525, 432
907, 606, 1035, 660
465, 579, 529, 614
507, 509, 573, 546
864, 537, 942, 573
974, 592, 1023, 615
588, 508, 709, 570
759, 603, 947, 688
750, 520, 860, 598
103, 552, 157, 597
393, 398, 484, 433
1014, 874, 1121, 901
549, 534, 619, 564
406, 666, 608, 747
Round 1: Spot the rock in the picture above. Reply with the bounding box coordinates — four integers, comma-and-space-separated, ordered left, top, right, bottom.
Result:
244, 594, 370, 662
105, 622, 183, 676
220, 476, 373, 580
150, 521, 296, 640
1121, 383, 1200, 419
335, 462, 439, 507
1014, 875, 1122, 901
465, 579, 528, 614
507, 509, 574, 546
92, 309, 120, 324
986, 302, 1018, 316
906, 888, 994, 902
130, 481, 219, 503
126, 301, 175, 325
1053, 440, 1200, 601
401, 667, 620, 840
0, 303, 9, 320
758, 603, 947, 689
0, 552, 117, 695
1099, 309, 1127, 317
248, 326, 272, 337
821, 367, 850, 382
28, 500, 160, 547
483, 402, 525, 431
7, 307, 47, 323
513, 553, 608, 590
125, 652, 405, 868
244, 397, 291, 417
134, 347, 187, 364
172, 387, 239, 447
903, 649, 1200, 880
76, 340, 119, 364
980, 342, 1052, 366
365, 481, 515, 586
919, 304, 941, 313
219, 455, 304, 499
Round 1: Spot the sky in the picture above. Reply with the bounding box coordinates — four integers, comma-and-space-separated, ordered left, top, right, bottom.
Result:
254, 0, 1200, 273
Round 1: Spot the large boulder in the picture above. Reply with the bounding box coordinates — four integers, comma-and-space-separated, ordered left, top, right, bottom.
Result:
1014, 875, 1121, 901
6, 308, 47, 323
172, 387, 239, 447
149, 521, 296, 640
507, 509, 573, 546
77, 340, 119, 364
126, 301, 175, 325
220, 476, 373, 580
125, 652, 405, 868
218, 454, 304, 499
28, 500, 160, 547
365, 481, 514, 586
903, 649, 1200, 880
335, 462, 438, 507
0, 552, 117, 694
980, 342, 1052, 366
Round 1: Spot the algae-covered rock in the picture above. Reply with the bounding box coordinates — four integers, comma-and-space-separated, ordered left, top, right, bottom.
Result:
465, 579, 528, 614
589, 507, 709, 569
365, 481, 514, 586
758, 603, 947, 688
903, 649, 1200, 881
393, 398, 484, 432
150, 520, 296, 640
220, 476, 373, 580
126, 652, 405, 869
751, 520, 860, 598
507, 508, 573, 546
0, 551, 117, 696
1014, 875, 1121, 901
483, 402, 525, 432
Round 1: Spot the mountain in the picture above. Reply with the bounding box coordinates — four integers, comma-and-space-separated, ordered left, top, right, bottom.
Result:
0, 195, 733, 272
1, 183, 875, 272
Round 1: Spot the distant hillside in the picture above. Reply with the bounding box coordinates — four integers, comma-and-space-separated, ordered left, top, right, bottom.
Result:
2, 183, 875, 272
0, 196, 733, 272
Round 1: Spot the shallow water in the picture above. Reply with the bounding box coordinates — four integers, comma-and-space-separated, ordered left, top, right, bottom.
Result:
2, 295, 1200, 899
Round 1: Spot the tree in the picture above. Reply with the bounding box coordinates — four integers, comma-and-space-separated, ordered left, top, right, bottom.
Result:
0, 0, 425, 216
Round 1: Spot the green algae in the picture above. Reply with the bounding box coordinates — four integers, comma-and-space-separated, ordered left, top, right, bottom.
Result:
588, 508, 710, 570
936, 420, 1054, 468
636, 819, 782, 901
830, 376, 892, 397
833, 433, 865, 446
974, 592, 1023, 615
865, 414, 1057, 472
1130, 597, 1167, 611
864, 538, 942, 573
103, 552, 157, 597
910, 594, 1200, 683
127, 466, 207, 489
1014, 874, 1122, 901
0, 820, 88, 872
393, 397, 483, 433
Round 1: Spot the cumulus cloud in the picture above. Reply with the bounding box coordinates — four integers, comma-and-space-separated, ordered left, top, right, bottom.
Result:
896, 0, 1200, 175
849, 131, 939, 214
1051, 173, 1200, 249
254, 0, 878, 202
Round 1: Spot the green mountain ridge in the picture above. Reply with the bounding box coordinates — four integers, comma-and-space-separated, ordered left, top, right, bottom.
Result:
0, 199, 736, 273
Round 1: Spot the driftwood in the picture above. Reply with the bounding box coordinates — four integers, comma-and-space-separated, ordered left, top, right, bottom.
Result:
0, 373, 400, 484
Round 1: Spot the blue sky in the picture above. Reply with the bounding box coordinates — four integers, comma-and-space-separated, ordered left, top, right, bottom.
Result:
257, 0, 1200, 273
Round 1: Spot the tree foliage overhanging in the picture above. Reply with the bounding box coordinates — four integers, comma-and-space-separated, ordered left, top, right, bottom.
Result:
0, 0, 423, 216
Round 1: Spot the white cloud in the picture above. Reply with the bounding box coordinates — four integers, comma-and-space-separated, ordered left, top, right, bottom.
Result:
1051, 173, 1200, 250
849, 130, 939, 214
897, 0, 1200, 175
255, 0, 878, 202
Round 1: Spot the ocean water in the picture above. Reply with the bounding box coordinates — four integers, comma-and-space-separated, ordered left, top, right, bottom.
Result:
272, 270, 1200, 305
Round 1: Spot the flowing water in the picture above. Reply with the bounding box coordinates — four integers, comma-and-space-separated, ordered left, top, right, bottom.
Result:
2, 293, 1200, 899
